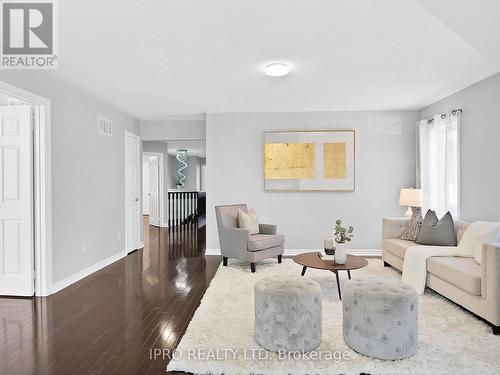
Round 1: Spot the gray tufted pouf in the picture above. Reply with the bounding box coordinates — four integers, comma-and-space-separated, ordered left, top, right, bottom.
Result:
342, 277, 418, 360
254, 275, 322, 353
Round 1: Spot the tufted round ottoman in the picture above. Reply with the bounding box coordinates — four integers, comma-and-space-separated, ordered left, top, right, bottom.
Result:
254, 275, 322, 353
342, 277, 418, 360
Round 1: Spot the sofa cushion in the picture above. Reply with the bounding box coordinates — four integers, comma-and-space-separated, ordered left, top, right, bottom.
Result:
384, 239, 416, 259
426, 257, 481, 296
248, 234, 284, 252
416, 210, 457, 246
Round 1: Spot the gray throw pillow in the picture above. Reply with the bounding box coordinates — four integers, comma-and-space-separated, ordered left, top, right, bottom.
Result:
416, 210, 457, 246
400, 208, 423, 241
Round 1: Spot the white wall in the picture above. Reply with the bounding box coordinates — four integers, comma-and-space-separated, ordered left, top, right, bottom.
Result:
167, 154, 177, 189
185, 156, 201, 190
206, 111, 418, 252
419, 72, 500, 222
140, 120, 205, 141
0, 71, 140, 284
142, 141, 169, 226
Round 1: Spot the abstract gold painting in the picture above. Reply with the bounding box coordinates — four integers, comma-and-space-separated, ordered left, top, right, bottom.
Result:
263, 130, 355, 191
323, 142, 346, 179
264, 143, 315, 179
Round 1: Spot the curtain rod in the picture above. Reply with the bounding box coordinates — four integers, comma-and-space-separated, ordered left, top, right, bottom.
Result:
424, 108, 462, 123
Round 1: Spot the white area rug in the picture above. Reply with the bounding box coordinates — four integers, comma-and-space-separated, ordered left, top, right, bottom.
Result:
167, 258, 500, 375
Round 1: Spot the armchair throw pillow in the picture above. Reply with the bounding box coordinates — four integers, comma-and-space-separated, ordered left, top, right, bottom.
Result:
237, 208, 259, 235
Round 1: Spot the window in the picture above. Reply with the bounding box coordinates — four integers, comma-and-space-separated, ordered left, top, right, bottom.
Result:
417, 111, 460, 218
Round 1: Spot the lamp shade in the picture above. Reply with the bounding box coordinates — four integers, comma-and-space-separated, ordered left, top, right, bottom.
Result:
399, 188, 422, 207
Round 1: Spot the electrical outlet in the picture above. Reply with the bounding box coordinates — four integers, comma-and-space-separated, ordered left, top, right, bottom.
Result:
117, 231, 121, 239
81, 242, 87, 252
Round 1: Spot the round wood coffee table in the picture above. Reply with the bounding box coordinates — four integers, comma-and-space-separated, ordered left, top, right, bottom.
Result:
293, 252, 368, 300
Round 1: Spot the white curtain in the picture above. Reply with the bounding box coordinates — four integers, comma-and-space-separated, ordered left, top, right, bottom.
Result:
417, 111, 460, 218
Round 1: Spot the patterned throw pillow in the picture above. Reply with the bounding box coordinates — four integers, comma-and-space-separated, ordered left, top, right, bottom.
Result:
400, 208, 423, 241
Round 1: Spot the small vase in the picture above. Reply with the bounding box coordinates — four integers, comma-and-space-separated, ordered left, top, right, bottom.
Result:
335, 243, 347, 264
323, 237, 335, 261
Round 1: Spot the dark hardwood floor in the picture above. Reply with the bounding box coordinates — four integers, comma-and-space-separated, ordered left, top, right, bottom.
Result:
0, 218, 220, 375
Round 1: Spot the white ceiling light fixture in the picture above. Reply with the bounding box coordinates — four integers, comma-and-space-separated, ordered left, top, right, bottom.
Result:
264, 62, 290, 77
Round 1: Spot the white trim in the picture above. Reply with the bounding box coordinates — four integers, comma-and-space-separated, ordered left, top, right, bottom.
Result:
143, 151, 166, 227
455, 110, 462, 220
205, 248, 382, 257
0, 80, 52, 297
50, 250, 127, 295
137, 241, 144, 249
125, 131, 141, 253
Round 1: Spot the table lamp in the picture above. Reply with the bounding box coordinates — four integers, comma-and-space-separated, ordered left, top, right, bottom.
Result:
399, 188, 422, 217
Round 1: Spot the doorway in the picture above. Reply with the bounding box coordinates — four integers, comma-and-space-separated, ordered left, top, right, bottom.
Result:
0, 81, 51, 297
142, 152, 165, 228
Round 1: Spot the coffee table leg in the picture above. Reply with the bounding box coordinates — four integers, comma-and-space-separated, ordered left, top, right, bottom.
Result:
347, 270, 351, 280
301, 266, 307, 276
334, 270, 342, 300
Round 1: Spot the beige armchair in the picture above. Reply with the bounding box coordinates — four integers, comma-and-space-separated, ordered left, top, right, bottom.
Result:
215, 204, 284, 273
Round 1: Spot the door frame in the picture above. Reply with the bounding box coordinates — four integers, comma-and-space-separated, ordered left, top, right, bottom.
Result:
143, 151, 166, 227
0, 80, 52, 297
124, 131, 142, 253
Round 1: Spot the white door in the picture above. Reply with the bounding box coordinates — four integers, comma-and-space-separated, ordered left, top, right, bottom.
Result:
0, 105, 34, 296
148, 156, 160, 226
125, 132, 140, 252
201, 164, 207, 192
142, 159, 149, 215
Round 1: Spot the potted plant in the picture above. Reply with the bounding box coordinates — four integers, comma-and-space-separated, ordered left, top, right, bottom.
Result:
334, 219, 354, 264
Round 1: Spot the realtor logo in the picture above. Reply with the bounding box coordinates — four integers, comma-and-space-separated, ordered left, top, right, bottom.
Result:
1, 0, 58, 69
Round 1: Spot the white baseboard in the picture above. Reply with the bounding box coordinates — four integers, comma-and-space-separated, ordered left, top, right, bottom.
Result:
205, 248, 381, 257
137, 241, 145, 249
205, 248, 221, 255
50, 250, 127, 295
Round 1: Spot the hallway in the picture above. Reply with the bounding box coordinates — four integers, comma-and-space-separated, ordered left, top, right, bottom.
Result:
0, 222, 219, 375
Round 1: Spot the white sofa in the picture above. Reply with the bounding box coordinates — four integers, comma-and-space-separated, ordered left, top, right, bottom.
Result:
382, 217, 500, 334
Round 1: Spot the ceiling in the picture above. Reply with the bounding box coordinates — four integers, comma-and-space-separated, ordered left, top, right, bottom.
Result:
56, 0, 500, 120
166, 141, 206, 158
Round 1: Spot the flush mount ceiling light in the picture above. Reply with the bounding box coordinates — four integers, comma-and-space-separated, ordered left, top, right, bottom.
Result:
264, 62, 290, 77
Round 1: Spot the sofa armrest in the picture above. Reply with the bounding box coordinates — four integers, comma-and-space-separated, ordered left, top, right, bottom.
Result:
382, 217, 409, 241
219, 226, 250, 259
259, 223, 277, 235
481, 242, 500, 324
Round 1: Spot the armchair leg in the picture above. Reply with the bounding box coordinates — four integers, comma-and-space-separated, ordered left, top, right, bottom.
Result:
278, 255, 282, 264
250, 263, 256, 273
383, 261, 391, 268
222, 257, 228, 266
493, 326, 500, 335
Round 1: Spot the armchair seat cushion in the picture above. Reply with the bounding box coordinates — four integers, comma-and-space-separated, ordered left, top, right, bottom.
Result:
248, 234, 285, 252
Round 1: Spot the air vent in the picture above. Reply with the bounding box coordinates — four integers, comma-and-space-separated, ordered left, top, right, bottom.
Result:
97, 116, 112, 136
